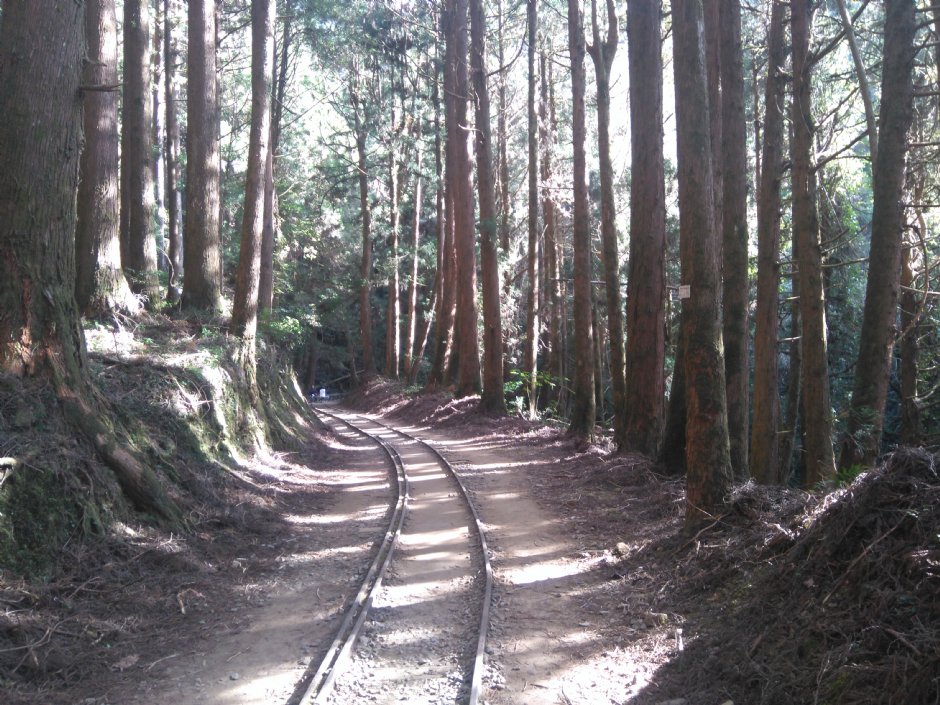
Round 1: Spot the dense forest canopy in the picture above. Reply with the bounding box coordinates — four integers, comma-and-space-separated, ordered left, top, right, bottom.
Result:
1, 0, 940, 525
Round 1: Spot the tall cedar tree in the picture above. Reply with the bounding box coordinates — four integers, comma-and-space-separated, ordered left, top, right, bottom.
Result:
76, 0, 139, 317
838, 0, 916, 470
0, 0, 177, 520
720, 0, 750, 480
670, 0, 732, 525
164, 0, 184, 304
623, 0, 666, 457
792, 0, 836, 486
231, 0, 275, 343
567, 0, 596, 438
524, 0, 540, 418
588, 0, 625, 443
429, 8, 458, 388
350, 60, 376, 374
385, 64, 404, 379
260, 13, 293, 314
121, 0, 160, 303
184, 0, 223, 311
470, 0, 507, 413
540, 48, 564, 411
450, 0, 482, 397
403, 128, 424, 380
750, 0, 788, 483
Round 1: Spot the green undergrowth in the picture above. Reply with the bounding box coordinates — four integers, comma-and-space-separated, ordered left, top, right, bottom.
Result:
0, 313, 316, 580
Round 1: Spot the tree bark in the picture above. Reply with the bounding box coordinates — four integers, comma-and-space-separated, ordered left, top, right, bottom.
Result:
540, 48, 562, 411
792, 0, 836, 487
231, 0, 274, 342
429, 5, 457, 389
670, 0, 732, 526
121, 0, 160, 304
750, 0, 787, 484
0, 0, 178, 521
588, 0, 625, 444
623, 0, 666, 458
403, 138, 424, 380
76, 0, 139, 318
450, 0, 482, 398
719, 0, 750, 481
164, 0, 183, 304
567, 0, 596, 439
524, 0, 540, 418
838, 0, 916, 471
183, 0, 223, 312
350, 61, 376, 374
385, 70, 403, 379
471, 0, 506, 413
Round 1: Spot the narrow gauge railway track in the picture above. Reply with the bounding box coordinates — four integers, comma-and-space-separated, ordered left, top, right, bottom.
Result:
295, 407, 494, 705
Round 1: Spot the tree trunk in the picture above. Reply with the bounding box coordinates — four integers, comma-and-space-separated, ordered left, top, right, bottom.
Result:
567, 0, 596, 439
899, 225, 922, 446
835, 0, 878, 170
385, 73, 403, 379
76, 0, 139, 318
450, 0, 482, 398
183, 0, 223, 312
540, 48, 562, 410
750, 0, 787, 484
350, 61, 376, 374
838, 0, 916, 471
429, 6, 457, 389
670, 0, 732, 526
164, 0, 183, 304
152, 3, 167, 273
471, 0, 506, 413
259, 11, 292, 315
0, 0, 178, 521
231, 0, 274, 343
524, 0, 540, 418
121, 0, 160, 303
779, 230, 803, 483
792, 0, 836, 487
719, 0, 750, 480
588, 0, 625, 444
403, 141, 424, 379
623, 0, 666, 458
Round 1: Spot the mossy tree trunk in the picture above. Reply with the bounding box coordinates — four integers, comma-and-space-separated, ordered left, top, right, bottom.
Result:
0, 0, 179, 522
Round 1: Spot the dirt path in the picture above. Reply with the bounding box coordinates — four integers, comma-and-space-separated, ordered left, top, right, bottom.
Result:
391, 419, 645, 705
126, 427, 394, 705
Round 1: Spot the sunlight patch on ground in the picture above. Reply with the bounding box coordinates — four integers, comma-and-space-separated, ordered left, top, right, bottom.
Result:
500, 552, 587, 586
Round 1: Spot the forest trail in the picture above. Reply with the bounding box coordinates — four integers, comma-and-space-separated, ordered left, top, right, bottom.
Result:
100, 406, 636, 705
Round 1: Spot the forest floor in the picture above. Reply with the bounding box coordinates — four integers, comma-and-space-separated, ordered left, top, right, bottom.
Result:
2, 330, 939, 704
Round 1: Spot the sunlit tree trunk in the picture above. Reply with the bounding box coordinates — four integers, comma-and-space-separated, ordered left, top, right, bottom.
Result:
471, 0, 506, 413
259, 10, 292, 315
792, 0, 836, 487
152, 2, 167, 272
76, 0, 139, 317
671, 0, 732, 526
588, 0, 625, 443
231, 0, 274, 343
122, 0, 160, 303
750, 0, 787, 484
403, 137, 423, 380
183, 0, 223, 311
719, 0, 750, 480
567, 0, 596, 439
385, 70, 403, 379
524, 0, 540, 418
540, 48, 562, 410
164, 0, 183, 304
838, 0, 916, 471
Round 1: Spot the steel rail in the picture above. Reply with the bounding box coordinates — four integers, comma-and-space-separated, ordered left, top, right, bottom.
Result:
355, 415, 495, 705
295, 408, 410, 705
